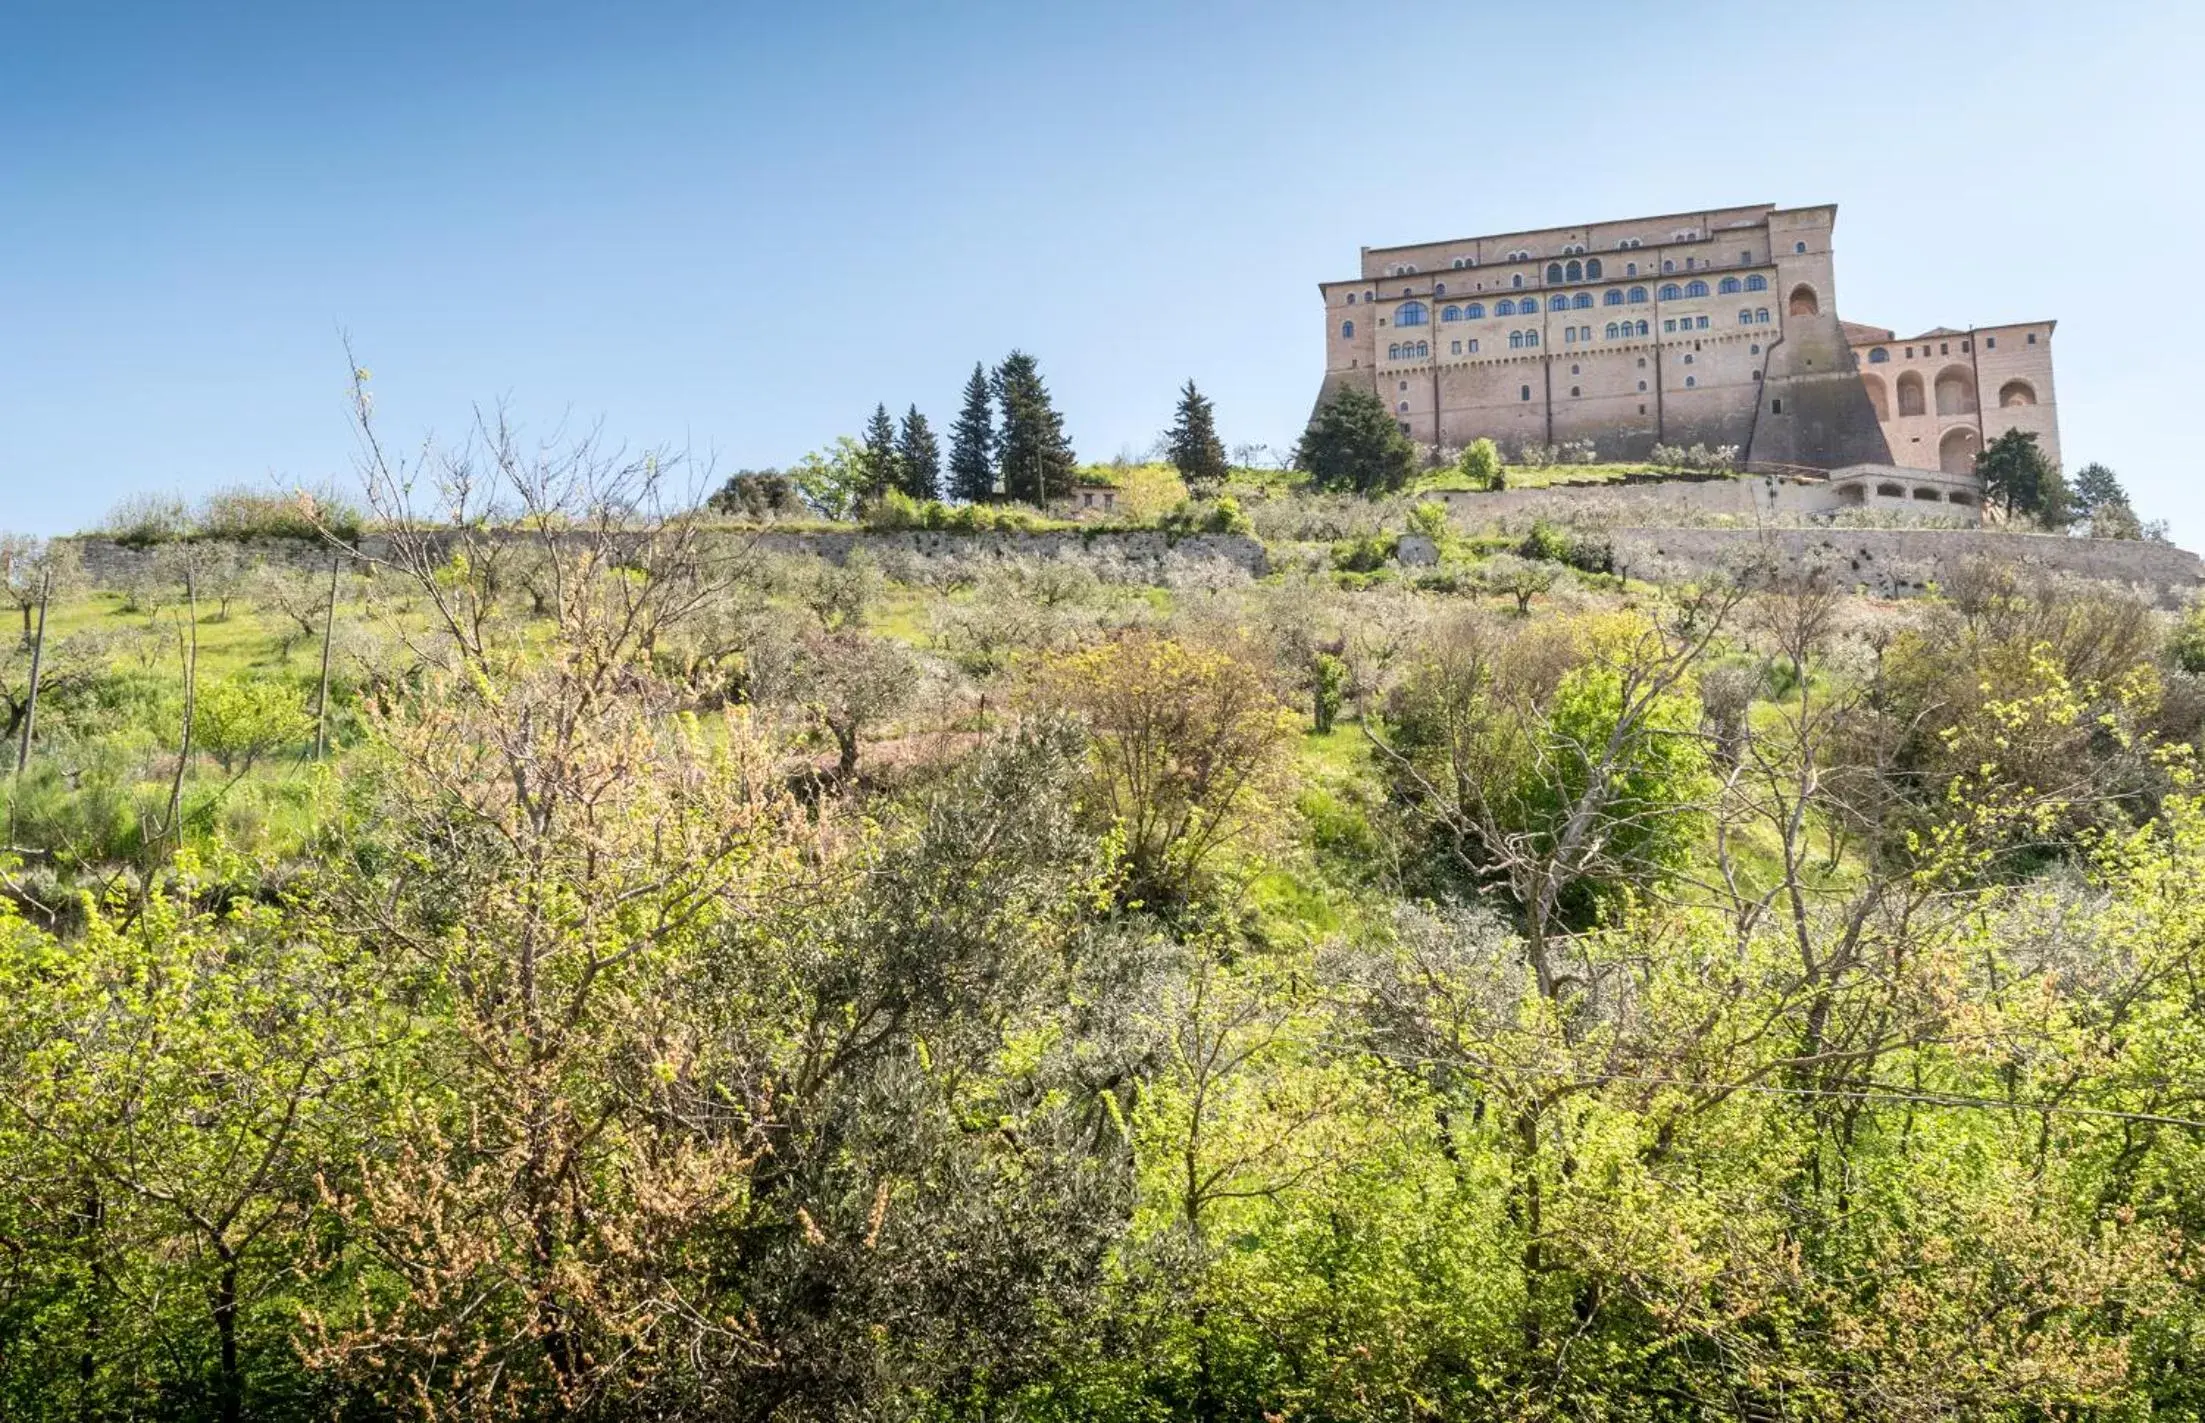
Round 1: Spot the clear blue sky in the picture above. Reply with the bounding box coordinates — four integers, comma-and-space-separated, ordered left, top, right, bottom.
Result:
5, 0, 2199, 538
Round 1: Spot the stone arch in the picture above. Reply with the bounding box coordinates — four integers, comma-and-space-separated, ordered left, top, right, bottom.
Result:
1999, 378, 2038, 407
1895, 370, 1926, 417
1938, 425, 1980, 476
1787, 283, 1820, 316
1946, 490, 1976, 507
1933, 365, 1976, 416
1912, 486, 1942, 502
1861, 371, 1890, 421
1876, 482, 1905, 498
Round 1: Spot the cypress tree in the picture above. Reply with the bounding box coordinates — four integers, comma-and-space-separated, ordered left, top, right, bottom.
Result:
858, 403, 899, 508
948, 363, 996, 503
1164, 379, 1230, 496
895, 405, 942, 502
991, 351, 1077, 508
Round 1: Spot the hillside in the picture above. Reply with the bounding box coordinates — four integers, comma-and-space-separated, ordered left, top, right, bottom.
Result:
4, 465, 2205, 1421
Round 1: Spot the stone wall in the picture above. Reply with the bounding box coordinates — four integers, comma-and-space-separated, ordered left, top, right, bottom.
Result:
62, 527, 1271, 588
1606, 527, 2205, 608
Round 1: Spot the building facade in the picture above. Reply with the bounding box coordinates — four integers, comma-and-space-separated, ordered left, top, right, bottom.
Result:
1313, 203, 2059, 474
1844, 319, 2059, 475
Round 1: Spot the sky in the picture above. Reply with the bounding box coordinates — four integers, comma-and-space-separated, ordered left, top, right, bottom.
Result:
4, 0, 2201, 539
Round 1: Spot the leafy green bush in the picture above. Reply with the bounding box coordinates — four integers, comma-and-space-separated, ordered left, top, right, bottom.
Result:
1457, 437, 1504, 490
1158, 497, 1253, 537
1330, 531, 1399, 573
2174, 603, 2205, 675
195, 675, 313, 773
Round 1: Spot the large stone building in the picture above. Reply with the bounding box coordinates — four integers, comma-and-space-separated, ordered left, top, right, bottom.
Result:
1312, 203, 2059, 474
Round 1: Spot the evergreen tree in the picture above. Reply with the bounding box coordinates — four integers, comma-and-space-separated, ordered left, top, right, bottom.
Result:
992, 351, 1078, 507
1164, 380, 1230, 496
1975, 428, 2068, 525
895, 406, 942, 502
1296, 385, 1417, 495
948, 363, 997, 503
858, 403, 900, 508
2072, 462, 2126, 520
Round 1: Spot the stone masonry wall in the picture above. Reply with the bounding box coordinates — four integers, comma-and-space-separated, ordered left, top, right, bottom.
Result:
63, 527, 1271, 588
1606, 527, 2205, 608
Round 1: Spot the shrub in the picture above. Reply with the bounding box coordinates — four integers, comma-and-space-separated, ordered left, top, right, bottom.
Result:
195, 675, 313, 773
1457, 437, 1503, 491
1159, 497, 1253, 537
101, 493, 191, 547
1027, 631, 1294, 908
1330, 532, 1399, 573
197, 485, 364, 541
2173, 603, 2205, 676
1407, 499, 1450, 543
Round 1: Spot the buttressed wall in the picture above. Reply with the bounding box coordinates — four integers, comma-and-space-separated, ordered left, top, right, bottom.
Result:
1315, 202, 2052, 472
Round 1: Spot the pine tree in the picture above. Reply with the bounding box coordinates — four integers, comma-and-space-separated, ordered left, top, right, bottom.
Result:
1976, 428, 2068, 525
948, 363, 997, 503
991, 351, 1078, 508
858, 403, 900, 508
2071, 462, 2126, 520
1296, 385, 1417, 495
895, 406, 942, 502
1164, 380, 1230, 496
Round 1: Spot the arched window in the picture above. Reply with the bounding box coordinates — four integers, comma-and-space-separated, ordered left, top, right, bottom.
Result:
1512, 274, 1525, 289
1549, 294, 1569, 312
1745, 274, 1768, 292
1520, 385, 1532, 401
1465, 302, 1485, 319
1628, 286, 1648, 304
1604, 289, 1624, 306
1719, 276, 1742, 294
1740, 310, 1754, 325
1933, 367, 1975, 416
1397, 301, 1428, 326
1441, 305, 1461, 322
1547, 263, 1565, 283
1685, 279, 1709, 298
1495, 298, 1515, 316
1862, 373, 1890, 421
1638, 321, 1650, 336
1434, 282, 1446, 295
1604, 322, 1619, 339
1564, 327, 1576, 344
1341, 320, 1354, 339
1416, 341, 1429, 358
1525, 330, 1540, 347
1397, 400, 1409, 413
1585, 258, 1602, 279
1755, 308, 1770, 324
1509, 331, 1524, 349
1572, 292, 1593, 309
1685, 375, 1696, 388
1683, 354, 1695, 365
1658, 283, 1682, 301
1566, 259, 1583, 282
1388, 343, 1401, 360
1794, 241, 1807, 254
1868, 347, 1889, 363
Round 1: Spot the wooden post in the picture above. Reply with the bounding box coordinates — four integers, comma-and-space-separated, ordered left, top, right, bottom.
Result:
14, 567, 50, 776
314, 553, 338, 760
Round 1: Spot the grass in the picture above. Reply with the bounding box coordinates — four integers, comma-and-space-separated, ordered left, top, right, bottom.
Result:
1415, 462, 1740, 493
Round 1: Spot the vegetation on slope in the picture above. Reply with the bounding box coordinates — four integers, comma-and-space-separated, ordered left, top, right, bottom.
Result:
3, 401, 2205, 1419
